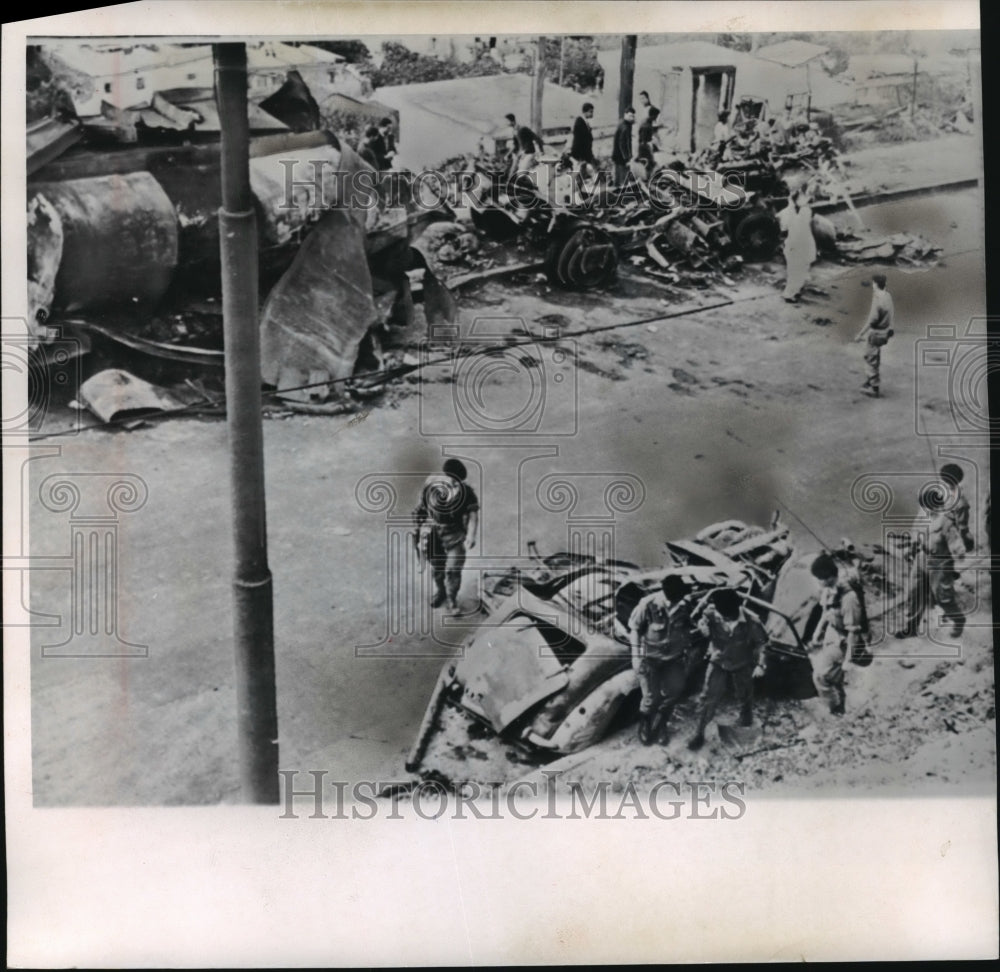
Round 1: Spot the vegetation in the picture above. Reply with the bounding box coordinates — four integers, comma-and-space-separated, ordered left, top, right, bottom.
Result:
369, 41, 501, 88
542, 37, 603, 91
306, 39, 372, 64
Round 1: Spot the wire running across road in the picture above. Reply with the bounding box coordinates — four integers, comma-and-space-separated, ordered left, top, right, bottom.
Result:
27, 240, 982, 442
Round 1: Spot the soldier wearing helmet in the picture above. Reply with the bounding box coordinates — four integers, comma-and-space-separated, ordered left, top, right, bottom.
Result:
807, 552, 864, 715
628, 573, 698, 746
940, 463, 975, 552
687, 588, 769, 750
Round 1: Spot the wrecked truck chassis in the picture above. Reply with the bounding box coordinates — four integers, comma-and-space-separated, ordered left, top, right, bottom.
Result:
405, 521, 817, 776
465, 163, 782, 289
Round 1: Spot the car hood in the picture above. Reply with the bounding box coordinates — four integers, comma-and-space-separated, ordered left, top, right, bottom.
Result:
454, 590, 573, 732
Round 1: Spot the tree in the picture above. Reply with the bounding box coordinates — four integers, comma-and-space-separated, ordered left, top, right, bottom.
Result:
542, 37, 603, 90
306, 40, 371, 64
717, 33, 753, 52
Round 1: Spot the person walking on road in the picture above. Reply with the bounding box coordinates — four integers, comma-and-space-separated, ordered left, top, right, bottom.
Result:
413, 459, 479, 614
777, 188, 817, 302
612, 106, 636, 186
687, 588, 768, 750
502, 113, 545, 174
628, 574, 699, 745
854, 273, 894, 397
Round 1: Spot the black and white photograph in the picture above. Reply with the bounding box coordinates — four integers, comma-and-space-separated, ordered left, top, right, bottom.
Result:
4, 1, 997, 965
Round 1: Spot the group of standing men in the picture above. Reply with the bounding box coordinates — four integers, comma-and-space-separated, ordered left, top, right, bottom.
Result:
567, 90, 664, 184
627, 453, 980, 749
626, 550, 862, 749
358, 117, 399, 172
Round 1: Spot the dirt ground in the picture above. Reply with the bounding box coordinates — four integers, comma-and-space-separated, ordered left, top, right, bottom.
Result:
26, 136, 993, 806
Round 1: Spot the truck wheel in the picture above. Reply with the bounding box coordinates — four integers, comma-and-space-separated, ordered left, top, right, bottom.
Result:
732, 209, 781, 261
545, 224, 617, 289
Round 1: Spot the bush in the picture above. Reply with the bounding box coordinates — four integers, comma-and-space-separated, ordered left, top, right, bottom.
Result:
370, 41, 502, 88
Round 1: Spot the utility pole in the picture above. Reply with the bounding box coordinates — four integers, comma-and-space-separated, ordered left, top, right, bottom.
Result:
213, 42, 279, 804
911, 55, 918, 120
531, 35, 546, 135
559, 35, 565, 87
619, 34, 637, 117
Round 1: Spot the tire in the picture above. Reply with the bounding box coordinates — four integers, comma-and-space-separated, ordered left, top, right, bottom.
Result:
545, 222, 617, 289
732, 208, 781, 262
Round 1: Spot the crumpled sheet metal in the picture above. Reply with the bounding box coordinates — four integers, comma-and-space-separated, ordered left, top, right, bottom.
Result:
78, 368, 184, 423
259, 208, 377, 394
27, 193, 64, 339
250, 141, 367, 248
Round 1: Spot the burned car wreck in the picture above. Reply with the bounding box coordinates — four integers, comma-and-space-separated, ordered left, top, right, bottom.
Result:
406, 516, 893, 783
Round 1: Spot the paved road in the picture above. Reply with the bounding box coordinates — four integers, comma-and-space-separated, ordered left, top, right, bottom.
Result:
26, 186, 986, 804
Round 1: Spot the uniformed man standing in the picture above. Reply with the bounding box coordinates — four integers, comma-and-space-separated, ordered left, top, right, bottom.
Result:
687, 589, 768, 750
628, 574, 698, 745
807, 553, 865, 716
893, 483, 969, 639
924, 484, 968, 637
940, 463, 975, 552
413, 459, 479, 613
854, 273, 894, 397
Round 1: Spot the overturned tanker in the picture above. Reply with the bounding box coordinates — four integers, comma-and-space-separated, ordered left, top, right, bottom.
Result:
27, 128, 455, 406
404, 518, 895, 785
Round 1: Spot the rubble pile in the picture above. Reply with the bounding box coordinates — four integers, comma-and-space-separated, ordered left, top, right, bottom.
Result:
833, 229, 941, 267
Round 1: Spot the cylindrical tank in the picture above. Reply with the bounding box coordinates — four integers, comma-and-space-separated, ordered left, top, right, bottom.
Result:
29, 172, 178, 312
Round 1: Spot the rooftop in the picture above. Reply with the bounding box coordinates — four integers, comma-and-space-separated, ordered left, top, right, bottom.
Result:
43, 40, 342, 79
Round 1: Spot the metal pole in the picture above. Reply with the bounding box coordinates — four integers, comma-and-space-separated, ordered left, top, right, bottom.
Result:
559, 36, 565, 87
619, 34, 637, 118
213, 42, 279, 804
531, 36, 546, 135
911, 56, 918, 120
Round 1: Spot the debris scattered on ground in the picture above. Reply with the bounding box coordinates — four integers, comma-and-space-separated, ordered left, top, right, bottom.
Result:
834, 229, 941, 266
596, 338, 650, 368
78, 368, 186, 424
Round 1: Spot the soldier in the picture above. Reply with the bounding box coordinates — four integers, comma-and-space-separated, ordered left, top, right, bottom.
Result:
893, 483, 968, 639
807, 553, 865, 716
854, 273, 894, 397
923, 483, 968, 638
687, 588, 768, 750
413, 459, 479, 613
628, 574, 698, 745
940, 463, 975, 552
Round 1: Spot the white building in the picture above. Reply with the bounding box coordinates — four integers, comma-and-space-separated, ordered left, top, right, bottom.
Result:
40, 41, 346, 117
